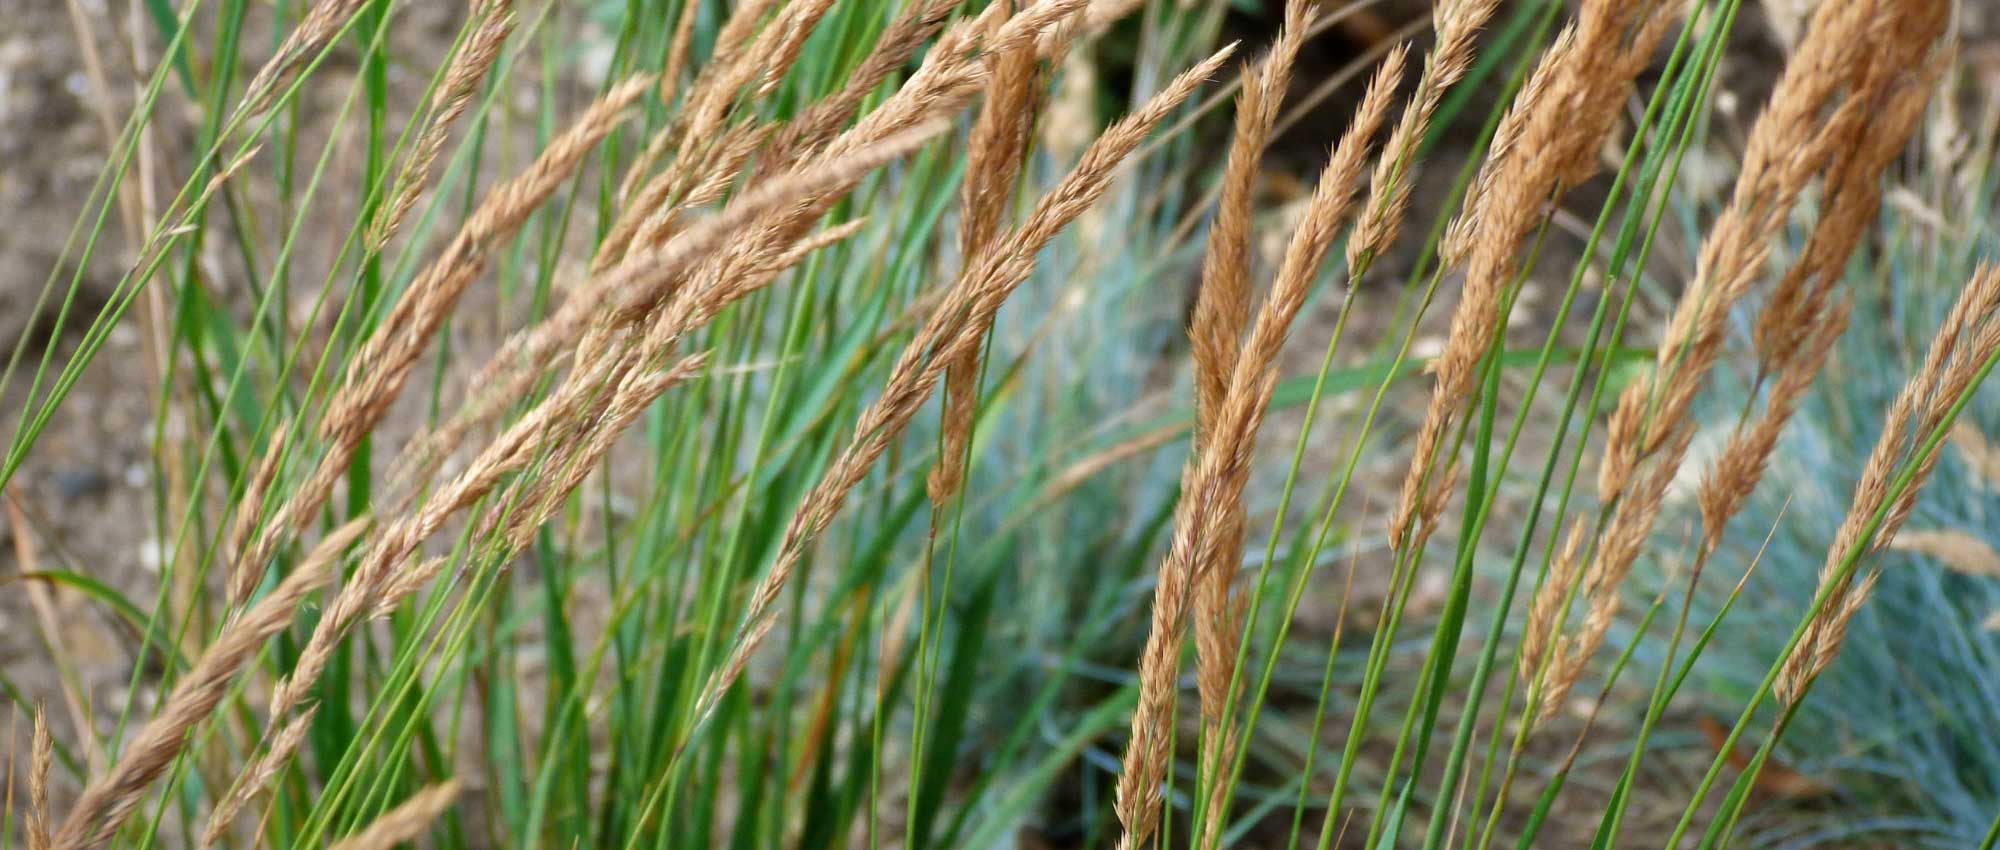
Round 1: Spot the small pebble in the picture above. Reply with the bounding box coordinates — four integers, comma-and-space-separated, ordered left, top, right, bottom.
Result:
53, 465, 109, 500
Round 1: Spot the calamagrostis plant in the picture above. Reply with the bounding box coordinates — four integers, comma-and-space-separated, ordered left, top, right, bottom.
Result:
1117, 0, 1509, 838
1392, 0, 1680, 553
1182, 6, 1310, 845
1114, 8, 1405, 845
323, 781, 461, 850
399, 0, 1080, 485
44, 4, 1235, 848
1103, 0, 1968, 842
29, 707, 53, 850
694, 40, 1238, 734
237, 0, 372, 117
50, 518, 367, 850
929, 0, 1056, 505
1779, 263, 2000, 703
254, 0, 1090, 742
198, 705, 317, 847
264, 122, 949, 728
370, 0, 516, 250
1530, 0, 1947, 714
29, 2, 1999, 850
229, 76, 656, 607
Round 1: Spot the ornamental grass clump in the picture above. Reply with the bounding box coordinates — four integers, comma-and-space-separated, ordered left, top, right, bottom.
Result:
4, 0, 1995, 848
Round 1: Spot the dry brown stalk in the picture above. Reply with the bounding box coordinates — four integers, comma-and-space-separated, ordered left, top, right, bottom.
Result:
930, 0, 1053, 505
325, 73, 653, 441
1890, 528, 2000, 578
609, 0, 787, 202
5, 493, 106, 777
274, 338, 696, 736
225, 430, 287, 601
614, 121, 692, 229
29, 706, 52, 850
1884, 298, 2000, 541
764, 218, 870, 272
603, 0, 880, 268
1663, 67, 1913, 583
1346, 0, 1502, 271
1181, 6, 1310, 831
1694, 299, 1851, 554
1779, 263, 2000, 703
371, 0, 517, 250
372, 555, 452, 619
402, 120, 955, 495
804, 1, 1079, 170
1189, 4, 1308, 450
666, 0, 785, 155
1178, 0, 1503, 823
1229, 42, 1406, 579
629, 122, 777, 254
198, 705, 317, 848
1950, 421, 2000, 488
1120, 385, 1276, 850
766, 0, 962, 164
50, 518, 365, 850
1390, 0, 1679, 551
754, 0, 841, 98
601, 119, 775, 274
232, 77, 652, 603
710, 0, 787, 73
605, 114, 734, 268
658, 0, 702, 98
1519, 517, 1588, 687
590, 0, 1039, 331
688, 44, 1237, 741
496, 350, 713, 552
1751, 82, 1929, 374
271, 359, 705, 720
1779, 569, 1879, 700
607, 0, 844, 263
239, 0, 371, 116
1179, 16, 1319, 841
325, 780, 461, 850
1539, 430, 1687, 715
448, 2, 1072, 468
1082, 0, 1147, 35
1119, 43, 1404, 850
486, 0, 1040, 420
